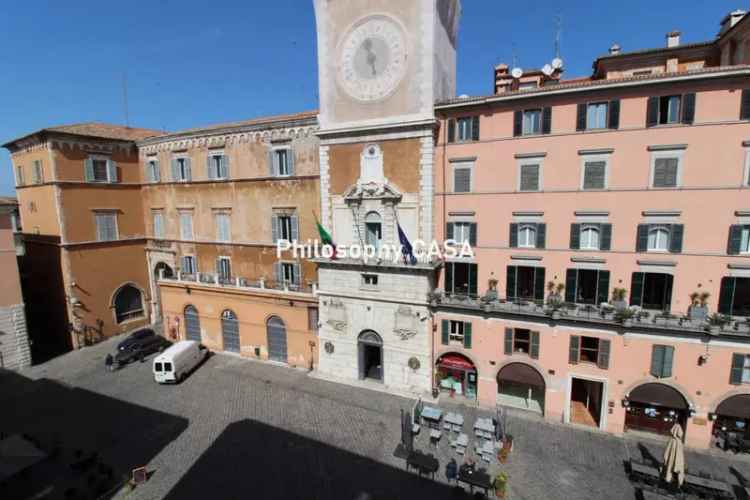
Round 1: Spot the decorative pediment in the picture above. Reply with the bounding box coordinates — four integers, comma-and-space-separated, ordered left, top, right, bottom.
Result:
326, 298, 348, 332
343, 180, 403, 203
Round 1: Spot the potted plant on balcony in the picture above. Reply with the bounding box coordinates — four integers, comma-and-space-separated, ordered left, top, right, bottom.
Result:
493, 472, 508, 498
611, 288, 628, 311
615, 307, 635, 327
481, 276, 499, 310
707, 313, 728, 334
428, 289, 443, 306
688, 291, 710, 321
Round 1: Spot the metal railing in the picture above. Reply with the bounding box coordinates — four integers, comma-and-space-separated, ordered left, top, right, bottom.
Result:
158, 270, 317, 295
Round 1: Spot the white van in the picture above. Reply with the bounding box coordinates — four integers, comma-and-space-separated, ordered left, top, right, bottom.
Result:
153, 340, 208, 384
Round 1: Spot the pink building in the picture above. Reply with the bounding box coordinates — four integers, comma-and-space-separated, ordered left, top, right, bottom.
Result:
431, 12, 750, 449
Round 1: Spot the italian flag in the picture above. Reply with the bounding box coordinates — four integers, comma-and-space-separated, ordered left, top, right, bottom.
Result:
315, 216, 337, 259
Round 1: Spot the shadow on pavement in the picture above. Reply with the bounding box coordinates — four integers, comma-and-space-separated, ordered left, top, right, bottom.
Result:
165, 419, 472, 500
0, 369, 188, 499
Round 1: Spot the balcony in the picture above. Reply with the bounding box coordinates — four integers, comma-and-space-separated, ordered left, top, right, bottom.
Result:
158, 271, 317, 296
432, 291, 750, 338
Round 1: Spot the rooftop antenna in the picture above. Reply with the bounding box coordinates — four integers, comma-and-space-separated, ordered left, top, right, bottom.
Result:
122, 72, 130, 128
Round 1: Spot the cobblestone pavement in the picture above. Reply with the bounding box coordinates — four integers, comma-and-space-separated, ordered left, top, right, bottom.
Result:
4, 336, 750, 500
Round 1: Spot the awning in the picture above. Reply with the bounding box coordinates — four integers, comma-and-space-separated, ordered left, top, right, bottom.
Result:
437, 354, 475, 371
628, 383, 688, 410
716, 394, 750, 420
497, 363, 545, 388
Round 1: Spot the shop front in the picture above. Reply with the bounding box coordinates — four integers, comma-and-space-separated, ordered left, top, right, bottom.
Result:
436, 353, 477, 400
624, 383, 689, 436
496, 362, 545, 414
712, 394, 750, 451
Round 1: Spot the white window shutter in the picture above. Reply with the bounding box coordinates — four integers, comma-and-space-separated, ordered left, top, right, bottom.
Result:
222, 155, 229, 179
154, 161, 160, 182
288, 149, 295, 175
293, 262, 301, 285
206, 155, 214, 180
291, 215, 299, 241
171, 159, 179, 181
273, 261, 281, 284
185, 158, 192, 181
107, 160, 118, 183
268, 148, 276, 176
84, 159, 94, 182
271, 215, 280, 243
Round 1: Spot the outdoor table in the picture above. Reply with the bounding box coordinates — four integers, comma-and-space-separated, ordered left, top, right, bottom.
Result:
406, 451, 438, 479
474, 417, 495, 440
445, 412, 464, 432
479, 440, 495, 462
683, 474, 733, 498
421, 406, 442, 429
457, 464, 493, 496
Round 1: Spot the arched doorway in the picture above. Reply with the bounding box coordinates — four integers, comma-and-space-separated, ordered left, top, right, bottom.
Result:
625, 382, 689, 436
113, 284, 145, 324
184, 305, 201, 342
712, 394, 750, 444
152, 263, 174, 322
435, 353, 477, 400
221, 309, 240, 353
266, 316, 288, 363
358, 330, 383, 381
497, 362, 545, 414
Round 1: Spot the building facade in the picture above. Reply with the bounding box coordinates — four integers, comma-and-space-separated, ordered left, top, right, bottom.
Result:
431, 12, 750, 448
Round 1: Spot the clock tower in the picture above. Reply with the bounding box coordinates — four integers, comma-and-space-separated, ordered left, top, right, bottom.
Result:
312, 0, 461, 396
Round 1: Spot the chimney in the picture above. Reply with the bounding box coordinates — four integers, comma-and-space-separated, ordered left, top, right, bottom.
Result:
609, 43, 621, 55
720, 10, 747, 35
666, 31, 681, 48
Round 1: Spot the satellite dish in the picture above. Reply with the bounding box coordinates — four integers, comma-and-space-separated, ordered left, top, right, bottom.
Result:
511, 67, 523, 79
542, 64, 553, 76
551, 57, 563, 69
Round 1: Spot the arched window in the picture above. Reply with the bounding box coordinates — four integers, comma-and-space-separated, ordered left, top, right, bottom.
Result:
221, 309, 240, 353
647, 226, 670, 251
580, 225, 601, 250
184, 305, 201, 342
113, 284, 144, 323
266, 316, 288, 363
365, 211, 382, 250
518, 225, 537, 248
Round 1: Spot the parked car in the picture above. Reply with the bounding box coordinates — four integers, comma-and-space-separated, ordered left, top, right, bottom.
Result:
115, 329, 171, 366
152, 340, 208, 384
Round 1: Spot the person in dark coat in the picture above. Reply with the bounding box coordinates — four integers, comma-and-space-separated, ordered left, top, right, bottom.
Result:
105, 354, 114, 372
445, 457, 458, 484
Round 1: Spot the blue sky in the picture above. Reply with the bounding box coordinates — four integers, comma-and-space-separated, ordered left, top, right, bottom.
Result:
0, 0, 741, 195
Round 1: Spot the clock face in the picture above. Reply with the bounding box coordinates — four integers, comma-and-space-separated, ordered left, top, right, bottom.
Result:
337, 16, 407, 102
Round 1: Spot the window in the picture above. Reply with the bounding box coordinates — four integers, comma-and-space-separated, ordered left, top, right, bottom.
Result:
448, 222, 475, 245
449, 320, 465, 342
308, 307, 319, 333
365, 212, 382, 250
85, 156, 117, 183
510, 222, 545, 249
362, 274, 379, 287
272, 212, 298, 243
215, 213, 231, 242
146, 158, 160, 183
636, 224, 683, 253
650, 345, 675, 378
15, 165, 25, 186
180, 212, 194, 240
440, 319, 472, 348
741, 89, 750, 121
582, 160, 607, 190
172, 157, 191, 182
586, 102, 608, 129
164, 362, 173, 372
730, 353, 750, 385
272, 147, 294, 176
95, 212, 118, 241
181, 255, 196, 275
569, 335, 610, 368
652, 157, 680, 188
155, 362, 163, 372
727, 225, 750, 255
513, 107, 551, 136
208, 152, 228, 180
522, 109, 541, 135
447, 116, 479, 143
506, 265, 545, 302
718, 277, 750, 317
512, 329, 530, 353
444, 262, 478, 297
113, 284, 144, 323
577, 100, 620, 131
217, 256, 231, 281
518, 225, 537, 248
565, 268, 610, 305
580, 336, 601, 364
519, 163, 541, 191
453, 164, 472, 193
503, 328, 540, 359
32, 160, 43, 184
280, 262, 299, 285
646, 93, 695, 126
630, 272, 674, 311
152, 211, 164, 239
279, 216, 292, 241
580, 225, 601, 250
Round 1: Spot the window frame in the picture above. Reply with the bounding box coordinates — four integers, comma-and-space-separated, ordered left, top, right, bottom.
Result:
659, 95, 682, 125
649, 150, 684, 189
585, 101, 609, 130
217, 255, 232, 280
517, 159, 543, 192
744, 147, 750, 187
452, 161, 473, 193
449, 320, 465, 343
89, 155, 113, 183
281, 261, 298, 285
15, 164, 25, 186
361, 273, 379, 288
208, 151, 227, 180
512, 328, 531, 354
274, 147, 291, 177
152, 210, 164, 239
147, 158, 160, 183
173, 155, 190, 182
743, 355, 750, 384
579, 224, 601, 250
518, 224, 538, 249
32, 160, 43, 184
452, 221, 473, 245
578, 336, 601, 364
522, 108, 543, 136
94, 211, 119, 242
278, 215, 293, 242
580, 154, 610, 191
215, 212, 231, 242
647, 225, 671, 252
456, 117, 474, 142
179, 211, 194, 240
181, 255, 197, 275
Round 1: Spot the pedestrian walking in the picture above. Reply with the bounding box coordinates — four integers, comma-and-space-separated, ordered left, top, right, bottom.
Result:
105, 353, 114, 372
445, 457, 457, 484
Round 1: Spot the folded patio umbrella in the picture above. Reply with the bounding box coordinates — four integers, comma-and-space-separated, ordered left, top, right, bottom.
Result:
662, 423, 685, 486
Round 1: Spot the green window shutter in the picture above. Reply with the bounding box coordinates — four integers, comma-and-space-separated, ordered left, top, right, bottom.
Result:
608, 99, 620, 129
513, 110, 523, 137
662, 346, 674, 378
536, 223, 546, 249
741, 89, 750, 120
681, 93, 696, 124
509, 223, 518, 248
530, 331, 540, 360
569, 336, 580, 365
445, 263, 454, 294
504, 328, 513, 355
506, 266, 517, 300
728, 225, 744, 255
84, 158, 94, 182
468, 264, 478, 297
669, 224, 684, 253
463, 322, 472, 349
440, 320, 449, 345
541, 106, 552, 134
600, 223, 612, 251
630, 272, 644, 307
597, 271, 610, 305
469, 223, 477, 247
730, 353, 745, 385
646, 96, 659, 127
597, 339, 611, 370
534, 267, 546, 302
207, 155, 215, 179
565, 269, 577, 303
576, 103, 587, 131
446, 222, 454, 240
636, 224, 649, 252
471, 116, 480, 141
447, 119, 456, 143
570, 223, 581, 249
718, 277, 736, 315
650, 345, 665, 378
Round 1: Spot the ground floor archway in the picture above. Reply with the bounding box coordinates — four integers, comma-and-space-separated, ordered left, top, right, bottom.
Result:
625, 382, 689, 436
712, 393, 750, 451
435, 352, 477, 400
358, 330, 383, 382
496, 362, 545, 414
266, 316, 288, 363
184, 305, 201, 342
152, 262, 174, 322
